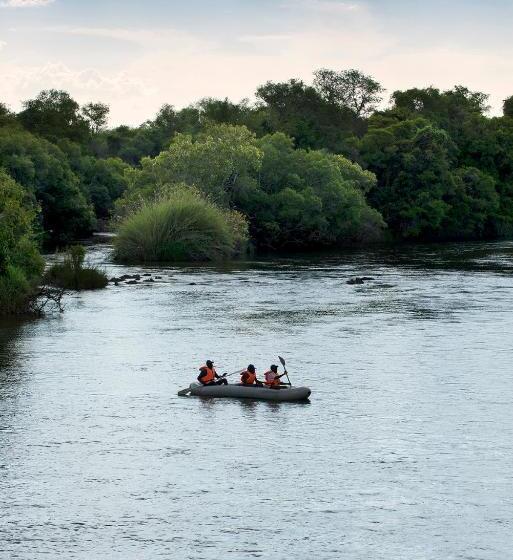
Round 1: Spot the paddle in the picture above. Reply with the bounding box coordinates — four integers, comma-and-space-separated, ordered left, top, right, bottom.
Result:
278, 356, 292, 387
177, 368, 244, 396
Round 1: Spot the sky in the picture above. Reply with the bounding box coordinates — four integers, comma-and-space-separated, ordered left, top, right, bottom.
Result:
1, 0, 512, 126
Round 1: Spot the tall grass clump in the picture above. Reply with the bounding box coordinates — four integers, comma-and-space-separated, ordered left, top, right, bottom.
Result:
114, 189, 248, 263
0, 265, 34, 315
44, 245, 108, 290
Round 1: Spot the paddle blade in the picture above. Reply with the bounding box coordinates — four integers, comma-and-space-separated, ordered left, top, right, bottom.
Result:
278, 355, 286, 367
177, 387, 191, 396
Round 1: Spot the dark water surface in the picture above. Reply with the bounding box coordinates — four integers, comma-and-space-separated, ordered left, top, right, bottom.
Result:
1, 241, 513, 559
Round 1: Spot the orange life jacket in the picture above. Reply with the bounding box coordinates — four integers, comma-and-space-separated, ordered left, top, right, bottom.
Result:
241, 370, 256, 384
264, 370, 280, 386
200, 365, 216, 384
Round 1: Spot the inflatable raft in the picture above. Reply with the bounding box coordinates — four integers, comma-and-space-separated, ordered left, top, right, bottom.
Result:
189, 382, 311, 402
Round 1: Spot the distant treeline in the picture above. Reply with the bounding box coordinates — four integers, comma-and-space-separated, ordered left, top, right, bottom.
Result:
2, 69, 513, 312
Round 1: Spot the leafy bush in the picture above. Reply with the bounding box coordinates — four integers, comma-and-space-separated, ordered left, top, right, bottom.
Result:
114, 188, 248, 263
118, 124, 262, 212
0, 170, 44, 316
0, 265, 34, 316
44, 245, 108, 290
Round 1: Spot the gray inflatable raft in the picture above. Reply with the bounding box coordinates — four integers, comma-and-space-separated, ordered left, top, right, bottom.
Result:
189, 382, 311, 402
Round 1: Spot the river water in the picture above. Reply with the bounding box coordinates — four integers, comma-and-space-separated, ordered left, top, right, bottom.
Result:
1, 241, 512, 559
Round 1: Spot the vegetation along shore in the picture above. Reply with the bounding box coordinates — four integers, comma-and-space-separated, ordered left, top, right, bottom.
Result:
2, 68, 513, 315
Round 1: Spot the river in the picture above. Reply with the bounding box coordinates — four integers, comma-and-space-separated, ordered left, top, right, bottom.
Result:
1, 241, 512, 559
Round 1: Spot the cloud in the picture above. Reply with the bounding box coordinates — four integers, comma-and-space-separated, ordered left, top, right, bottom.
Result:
1, 0, 54, 7
0, 61, 152, 125
41, 24, 214, 52
283, 0, 362, 14
1, 6, 511, 124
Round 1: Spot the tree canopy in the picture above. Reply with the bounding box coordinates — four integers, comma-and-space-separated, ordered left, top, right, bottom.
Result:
1, 69, 513, 252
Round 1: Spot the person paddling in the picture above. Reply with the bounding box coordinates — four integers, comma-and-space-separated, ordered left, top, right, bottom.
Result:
240, 364, 263, 386
264, 364, 286, 389
198, 360, 228, 386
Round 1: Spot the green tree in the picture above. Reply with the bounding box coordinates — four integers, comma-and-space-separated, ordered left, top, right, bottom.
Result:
18, 89, 90, 144
81, 102, 110, 134
198, 97, 251, 125
0, 170, 44, 315
361, 120, 456, 239
443, 167, 499, 239
94, 104, 202, 164
58, 139, 129, 218
0, 102, 17, 128
503, 96, 513, 118
121, 123, 262, 209
256, 79, 360, 153
252, 133, 384, 248
0, 129, 95, 243
313, 68, 385, 117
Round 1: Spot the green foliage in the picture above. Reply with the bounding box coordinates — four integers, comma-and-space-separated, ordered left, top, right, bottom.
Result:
256, 79, 362, 153
59, 139, 130, 219
0, 129, 95, 243
0, 265, 33, 316
504, 96, 513, 118
114, 188, 248, 263
360, 118, 505, 240
443, 167, 499, 239
250, 133, 384, 248
18, 89, 90, 143
44, 245, 108, 290
0, 170, 44, 315
120, 124, 262, 210
93, 104, 202, 165
313, 68, 385, 117
198, 97, 252, 126
391, 86, 489, 123
361, 121, 456, 238
81, 102, 110, 134
3, 74, 513, 249
117, 124, 384, 250
0, 103, 17, 128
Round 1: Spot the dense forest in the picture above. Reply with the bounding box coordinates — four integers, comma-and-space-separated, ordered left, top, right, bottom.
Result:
2, 68, 513, 313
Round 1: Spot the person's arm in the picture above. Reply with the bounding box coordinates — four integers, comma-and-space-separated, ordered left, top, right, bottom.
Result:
198, 369, 207, 382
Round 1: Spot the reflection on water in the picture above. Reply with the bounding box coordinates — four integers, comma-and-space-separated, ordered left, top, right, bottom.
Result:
1, 241, 513, 559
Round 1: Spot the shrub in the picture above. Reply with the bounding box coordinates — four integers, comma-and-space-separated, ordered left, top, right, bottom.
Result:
0, 170, 44, 316
0, 265, 33, 316
114, 189, 248, 262
44, 245, 108, 290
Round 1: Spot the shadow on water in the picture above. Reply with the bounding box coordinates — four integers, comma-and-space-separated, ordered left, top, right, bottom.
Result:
0, 319, 25, 374
146, 240, 513, 276
196, 396, 311, 412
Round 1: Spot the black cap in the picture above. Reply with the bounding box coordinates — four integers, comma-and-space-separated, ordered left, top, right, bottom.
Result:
206, 360, 214, 367
247, 364, 255, 372
270, 364, 278, 372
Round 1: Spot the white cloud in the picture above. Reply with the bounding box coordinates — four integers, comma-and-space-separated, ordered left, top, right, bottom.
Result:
306, 0, 361, 13
282, 0, 363, 14
43, 26, 167, 46
1, 0, 54, 7
0, 62, 152, 126
1, 10, 511, 124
